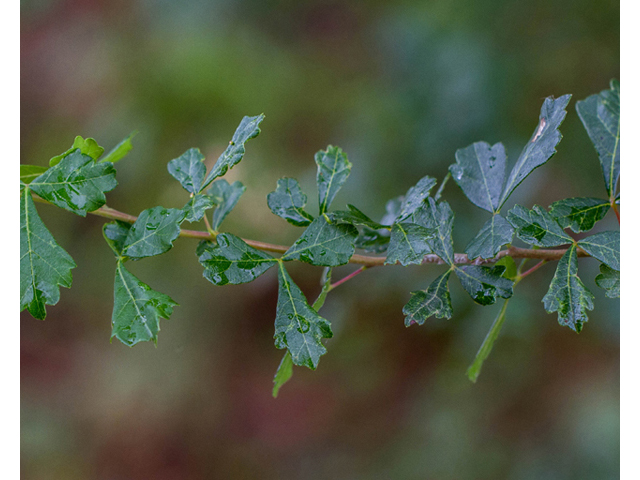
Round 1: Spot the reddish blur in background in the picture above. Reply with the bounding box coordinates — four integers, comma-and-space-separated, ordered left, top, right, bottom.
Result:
21, 1, 619, 478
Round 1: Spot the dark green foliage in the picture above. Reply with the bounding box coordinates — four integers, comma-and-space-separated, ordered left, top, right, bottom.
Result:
197, 234, 277, 285
507, 205, 573, 247
329, 204, 385, 230
423, 198, 455, 265
29, 150, 117, 216
315, 145, 352, 214
543, 245, 594, 332
385, 223, 435, 266
103, 221, 132, 257
283, 215, 358, 266
465, 214, 514, 260
267, 178, 314, 227
455, 265, 514, 306
576, 80, 620, 198
122, 207, 186, 258
168, 148, 207, 194
274, 262, 333, 369
549, 197, 610, 233
403, 271, 453, 326
595, 264, 620, 298
20, 188, 76, 320
209, 179, 246, 231
182, 194, 217, 223
20, 165, 48, 184
577, 231, 620, 271
396, 176, 437, 222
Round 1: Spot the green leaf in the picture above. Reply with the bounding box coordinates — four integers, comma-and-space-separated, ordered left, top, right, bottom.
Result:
396, 175, 438, 222
208, 179, 246, 231
450, 142, 506, 213
122, 207, 186, 258
423, 198, 455, 265
455, 265, 514, 306
595, 263, 620, 299
385, 223, 434, 266
30, 150, 117, 216
402, 271, 453, 326
576, 80, 620, 198
112, 261, 177, 346
466, 299, 510, 382
283, 215, 358, 266
201, 114, 265, 190
267, 178, 314, 227
549, 197, 610, 233
168, 148, 206, 194
272, 352, 294, 398
329, 204, 385, 230
355, 227, 390, 253
197, 234, 277, 285
464, 214, 514, 260
499, 95, 571, 208
274, 262, 333, 369
100, 132, 136, 164
103, 221, 132, 257
20, 188, 76, 320
182, 193, 216, 223
20, 165, 49, 184
507, 205, 573, 247
495, 256, 517, 280
49, 136, 104, 166
577, 231, 619, 271
315, 145, 352, 214
543, 245, 594, 332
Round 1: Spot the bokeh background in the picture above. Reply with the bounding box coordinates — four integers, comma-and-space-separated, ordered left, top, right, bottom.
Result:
21, 1, 620, 478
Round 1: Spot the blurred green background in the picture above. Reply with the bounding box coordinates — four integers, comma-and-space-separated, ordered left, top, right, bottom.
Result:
21, 0, 619, 478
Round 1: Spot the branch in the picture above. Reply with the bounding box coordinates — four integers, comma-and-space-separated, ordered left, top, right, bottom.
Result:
32, 197, 590, 267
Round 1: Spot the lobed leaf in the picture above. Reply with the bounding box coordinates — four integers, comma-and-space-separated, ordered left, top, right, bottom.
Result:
450, 142, 506, 213
577, 231, 619, 271
182, 193, 216, 223
423, 198, 455, 265
385, 223, 434, 266
455, 265, 514, 306
549, 197, 610, 233
595, 264, 620, 299
49, 136, 104, 166
402, 271, 453, 326
315, 145, 352, 214
576, 80, 620, 198
20, 188, 76, 320
20, 165, 49, 185
543, 245, 594, 332
267, 178, 314, 227
464, 214, 514, 260
283, 215, 357, 267
209, 179, 246, 231
168, 148, 207, 194
112, 261, 177, 346
103, 221, 132, 257
507, 205, 573, 247
396, 175, 437, 222
202, 114, 265, 190
100, 132, 136, 164
30, 150, 118, 216
197, 234, 277, 285
122, 207, 186, 258
499, 95, 571, 208
274, 262, 333, 369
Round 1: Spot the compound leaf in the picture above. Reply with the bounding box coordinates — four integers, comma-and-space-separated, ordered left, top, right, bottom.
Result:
576, 80, 620, 198
577, 231, 619, 271
112, 261, 177, 346
283, 215, 357, 266
197, 234, 277, 285
20, 188, 76, 320
499, 95, 571, 208
267, 178, 314, 227
20, 165, 49, 184
465, 214, 514, 260
450, 142, 506, 213
274, 262, 333, 369
315, 145, 352, 214
396, 175, 438, 222
30, 150, 117, 216
549, 197, 610, 233
595, 264, 620, 299
168, 148, 206, 194
100, 131, 136, 164
455, 265, 514, 306
385, 223, 434, 266
507, 204, 573, 247
403, 271, 453, 326
543, 245, 594, 332
209, 179, 246, 231
202, 114, 265, 190
122, 207, 186, 258
49, 136, 104, 166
